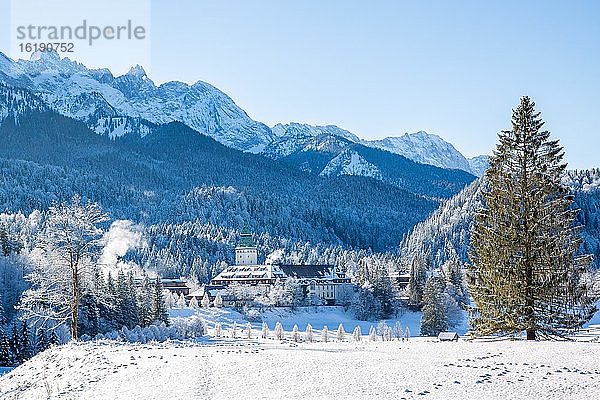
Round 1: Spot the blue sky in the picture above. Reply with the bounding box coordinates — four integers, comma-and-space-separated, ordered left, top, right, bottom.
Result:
1, 1, 599, 168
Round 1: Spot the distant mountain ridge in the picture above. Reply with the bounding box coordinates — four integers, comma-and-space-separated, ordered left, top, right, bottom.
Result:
0, 50, 487, 176
0, 50, 274, 152
363, 132, 473, 173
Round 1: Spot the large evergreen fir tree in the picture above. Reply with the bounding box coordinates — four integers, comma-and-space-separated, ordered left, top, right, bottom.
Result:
468, 96, 597, 339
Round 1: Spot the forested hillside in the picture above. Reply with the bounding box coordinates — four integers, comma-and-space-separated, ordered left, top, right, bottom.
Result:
401, 171, 600, 269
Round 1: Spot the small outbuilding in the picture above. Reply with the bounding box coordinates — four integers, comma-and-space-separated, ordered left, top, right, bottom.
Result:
437, 332, 459, 342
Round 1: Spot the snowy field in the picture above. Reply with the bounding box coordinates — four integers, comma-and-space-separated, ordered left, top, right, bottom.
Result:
0, 334, 599, 400
1, 306, 599, 399
169, 306, 442, 336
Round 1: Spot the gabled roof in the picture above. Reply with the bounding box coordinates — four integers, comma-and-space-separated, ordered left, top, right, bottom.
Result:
278, 265, 332, 279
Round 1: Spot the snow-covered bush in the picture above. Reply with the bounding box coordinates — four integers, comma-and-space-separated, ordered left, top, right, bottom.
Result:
377, 321, 389, 340
214, 293, 223, 308
368, 326, 376, 341
336, 324, 345, 342
92, 322, 186, 343
201, 294, 210, 308
321, 326, 329, 343
393, 321, 403, 340
246, 322, 252, 339
305, 324, 313, 343
189, 296, 199, 309
170, 316, 206, 339
176, 293, 187, 308
352, 326, 361, 342
274, 321, 284, 340
261, 322, 269, 339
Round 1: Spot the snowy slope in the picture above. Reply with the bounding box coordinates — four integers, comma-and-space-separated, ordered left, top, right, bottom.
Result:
0, 83, 48, 124
0, 51, 273, 151
264, 123, 354, 159
364, 131, 477, 174
320, 149, 383, 179
272, 122, 359, 143
1, 335, 599, 399
468, 155, 489, 177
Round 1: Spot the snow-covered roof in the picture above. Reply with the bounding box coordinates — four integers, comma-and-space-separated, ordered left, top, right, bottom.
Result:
211, 264, 286, 282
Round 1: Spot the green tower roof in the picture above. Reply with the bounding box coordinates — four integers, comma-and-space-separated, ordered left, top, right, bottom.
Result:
237, 224, 255, 247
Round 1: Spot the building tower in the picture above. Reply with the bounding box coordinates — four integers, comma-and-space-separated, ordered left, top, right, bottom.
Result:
235, 224, 257, 266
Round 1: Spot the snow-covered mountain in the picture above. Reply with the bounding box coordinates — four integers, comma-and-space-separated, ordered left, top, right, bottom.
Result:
0, 50, 487, 174
0, 51, 273, 152
364, 132, 480, 175
264, 124, 488, 179
264, 123, 355, 159
467, 155, 489, 177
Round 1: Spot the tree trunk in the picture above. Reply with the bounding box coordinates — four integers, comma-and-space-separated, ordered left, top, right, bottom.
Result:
71, 262, 79, 341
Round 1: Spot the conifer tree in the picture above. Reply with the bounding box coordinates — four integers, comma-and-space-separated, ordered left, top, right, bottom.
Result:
420, 276, 448, 337
246, 322, 252, 339
9, 323, 21, 364
274, 321, 284, 340
0, 226, 9, 256
20, 322, 32, 361
36, 328, 49, 353
201, 293, 210, 308
214, 293, 223, 308
291, 324, 299, 342
176, 293, 187, 308
138, 273, 154, 327
261, 322, 269, 339
352, 326, 361, 342
468, 96, 597, 339
305, 324, 313, 343
49, 330, 60, 346
393, 321, 403, 340
336, 323, 345, 342
368, 326, 376, 341
152, 277, 169, 326
321, 325, 329, 343
408, 255, 428, 307
0, 292, 5, 327
0, 330, 10, 366
189, 296, 199, 309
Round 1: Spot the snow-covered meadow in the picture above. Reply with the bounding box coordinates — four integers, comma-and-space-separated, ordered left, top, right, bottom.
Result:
1, 330, 599, 400
1, 305, 599, 399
